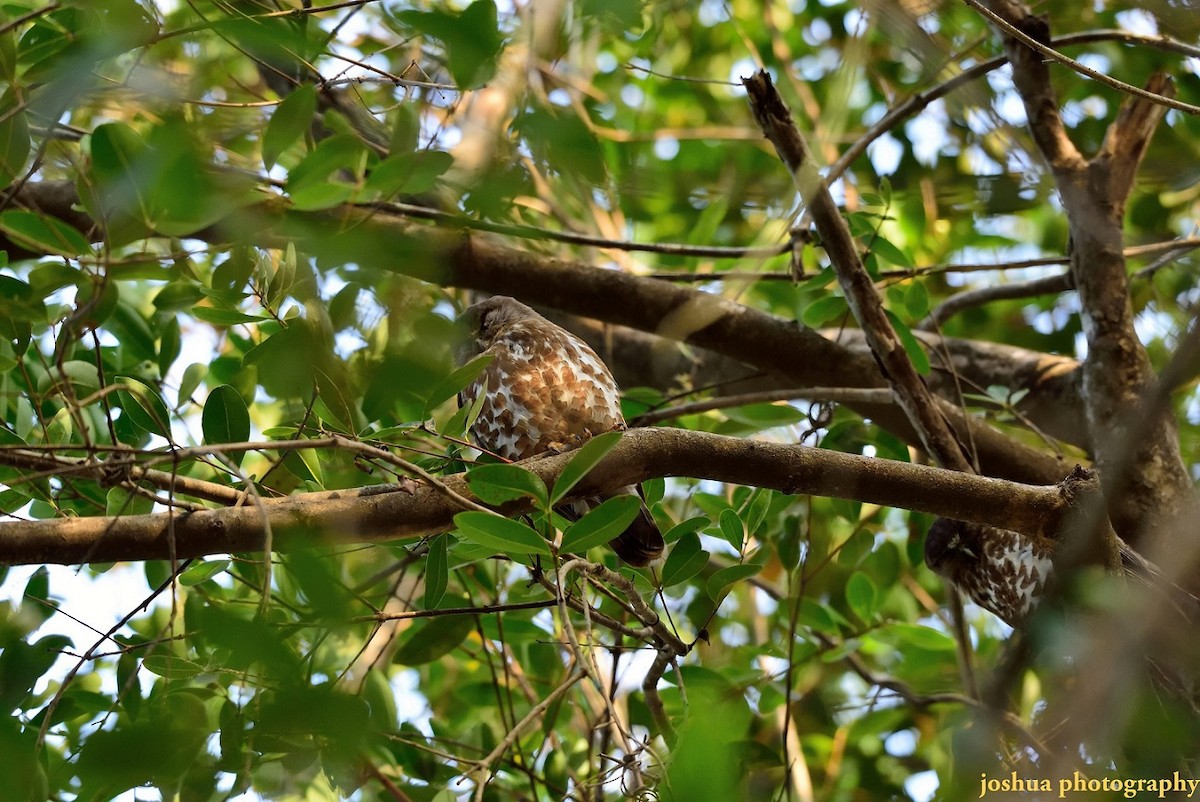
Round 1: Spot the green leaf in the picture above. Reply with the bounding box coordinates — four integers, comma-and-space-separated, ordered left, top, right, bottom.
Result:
393, 614, 475, 665
116, 377, 173, 439
661, 532, 709, 587
663, 515, 708, 543
744, 489, 770, 537
885, 311, 930, 375
263, 84, 316, 169
846, 571, 879, 622
202, 385, 250, 446
287, 181, 354, 211
0, 634, 71, 709
179, 558, 230, 587
453, 511, 551, 556
904, 281, 930, 320
424, 353, 493, 418
722, 402, 806, 427
886, 622, 956, 651
286, 133, 366, 194
706, 563, 761, 601
717, 508, 744, 552
424, 534, 448, 609
560, 495, 641, 555
153, 282, 206, 313
296, 448, 324, 487
88, 122, 149, 217
365, 150, 454, 198
0, 210, 91, 256
0, 91, 29, 189
105, 486, 153, 517
870, 236, 912, 268
192, 306, 268, 327
466, 463, 548, 507
22, 566, 48, 609
158, 316, 181, 377
141, 654, 207, 680
177, 362, 207, 405
549, 430, 622, 505
395, 0, 505, 89
516, 107, 606, 185
797, 598, 844, 635
109, 300, 158, 362
801, 295, 848, 328
442, 380, 489, 441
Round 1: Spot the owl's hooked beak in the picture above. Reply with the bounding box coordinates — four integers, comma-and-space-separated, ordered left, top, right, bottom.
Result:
453, 308, 486, 363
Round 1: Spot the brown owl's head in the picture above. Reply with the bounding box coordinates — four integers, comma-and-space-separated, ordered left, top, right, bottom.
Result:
459, 296, 539, 354
924, 517, 979, 581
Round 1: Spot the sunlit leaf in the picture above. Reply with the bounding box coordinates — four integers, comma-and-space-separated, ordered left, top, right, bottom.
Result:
263, 84, 317, 169
453, 511, 550, 556
0, 210, 90, 256
549, 430, 622, 505
466, 462, 548, 507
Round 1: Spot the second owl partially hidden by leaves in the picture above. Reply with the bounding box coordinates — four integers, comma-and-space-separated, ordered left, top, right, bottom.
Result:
457, 296, 665, 566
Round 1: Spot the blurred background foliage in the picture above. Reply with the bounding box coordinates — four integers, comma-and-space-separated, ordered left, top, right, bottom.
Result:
0, 0, 1197, 800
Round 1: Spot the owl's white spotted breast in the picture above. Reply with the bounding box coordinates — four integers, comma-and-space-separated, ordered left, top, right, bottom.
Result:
466, 320, 625, 460
970, 530, 1053, 623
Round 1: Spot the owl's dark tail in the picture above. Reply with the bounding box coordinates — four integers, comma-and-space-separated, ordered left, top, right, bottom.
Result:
609, 501, 666, 567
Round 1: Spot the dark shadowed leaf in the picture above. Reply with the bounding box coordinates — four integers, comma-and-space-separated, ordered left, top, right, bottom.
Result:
263, 84, 316, 169
560, 495, 642, 554
706, 563, 761, 602
116, 377, 173, 439
424, 534, 448, 609
393, 612, 475, 665
661, 532, 709, 588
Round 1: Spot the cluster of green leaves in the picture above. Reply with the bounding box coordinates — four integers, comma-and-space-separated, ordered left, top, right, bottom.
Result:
0, 0, 1197, 800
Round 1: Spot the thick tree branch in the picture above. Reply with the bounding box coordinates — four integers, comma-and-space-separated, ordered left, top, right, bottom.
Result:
0, 427, 1082, 566
564, 316, 1089, 450
4, 179, 1074, 486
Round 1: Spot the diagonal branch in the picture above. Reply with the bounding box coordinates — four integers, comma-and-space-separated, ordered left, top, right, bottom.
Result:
980, 0, 1084, 171
967, 0, 1200, 116
744, 70, 972, 474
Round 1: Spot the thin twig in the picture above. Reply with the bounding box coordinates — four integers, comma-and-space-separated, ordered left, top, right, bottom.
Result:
964, 0, 1200, 115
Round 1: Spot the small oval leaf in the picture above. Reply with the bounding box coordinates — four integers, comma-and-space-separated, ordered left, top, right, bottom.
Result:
560, 495, 641, 555
453, 511, 550, 556
202, 385, 250, 446
466, 463, 548, 507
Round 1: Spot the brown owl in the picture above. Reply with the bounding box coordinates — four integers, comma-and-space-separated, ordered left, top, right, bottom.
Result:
457, 296, 665, 566
925, 518, 1054, 626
